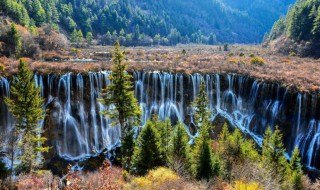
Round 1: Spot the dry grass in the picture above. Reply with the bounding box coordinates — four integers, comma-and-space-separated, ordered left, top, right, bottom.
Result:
1, 44, 320, 93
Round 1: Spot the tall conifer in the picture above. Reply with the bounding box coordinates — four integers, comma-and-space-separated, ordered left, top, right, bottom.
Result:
5, 60, 48, 172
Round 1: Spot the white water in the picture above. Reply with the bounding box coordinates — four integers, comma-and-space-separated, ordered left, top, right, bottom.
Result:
0, 72, 319, 170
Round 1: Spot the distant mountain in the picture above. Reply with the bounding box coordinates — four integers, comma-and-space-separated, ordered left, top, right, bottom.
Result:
0, 0, 295, 44
265, 0, 320, 57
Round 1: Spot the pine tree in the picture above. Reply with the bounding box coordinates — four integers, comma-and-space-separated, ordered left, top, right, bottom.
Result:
191, 123, 219, 180
70, 28, 78, 42
86, 32, 94, 44
99, 41, 141, 170
4, 60, 48, 173
99, 41, 141, 130
7, 23, 22, 57
131, 120, 164, 175
262, 127, 288, 181
288, 147, 303, 190
192, 80, 211, 129
169, 122, 190, 171
153, 116, 172, 162
312, 7, 320, 41
121, 125, 135, 171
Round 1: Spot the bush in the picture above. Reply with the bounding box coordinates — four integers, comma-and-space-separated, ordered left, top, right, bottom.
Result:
289, 52, 297, 57
249, 53, 255, 57
239, 52, 245, 57
228, 52, 234, 57
233, 180, 262, 190
0, 63, 5, 73
125, 167, 183, 190
249, 57, 265, 66
227, 58, 238, 64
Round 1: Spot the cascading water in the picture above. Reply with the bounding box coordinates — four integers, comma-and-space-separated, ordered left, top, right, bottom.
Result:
0, 72, 319, 170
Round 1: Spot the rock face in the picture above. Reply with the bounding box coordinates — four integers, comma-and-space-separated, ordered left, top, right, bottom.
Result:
0, 72, 319, 170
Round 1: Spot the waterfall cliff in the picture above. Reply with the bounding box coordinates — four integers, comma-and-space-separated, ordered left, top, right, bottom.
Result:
0, 72, 319, 170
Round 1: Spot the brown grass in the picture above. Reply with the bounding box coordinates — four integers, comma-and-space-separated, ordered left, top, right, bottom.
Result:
1, 44, 320, 93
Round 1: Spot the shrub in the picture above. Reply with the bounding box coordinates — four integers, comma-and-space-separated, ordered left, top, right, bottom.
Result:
249, 57, 265, 66
233, 180, 262, 190
125, 167, 183, 190
227, 58, 238, 64
239, 52, 245, 57
223, 44, 229, 51
289, 52, 297, 57
0, 63, 5, 73
249, 53, 255, 57
228, 52, 234, 57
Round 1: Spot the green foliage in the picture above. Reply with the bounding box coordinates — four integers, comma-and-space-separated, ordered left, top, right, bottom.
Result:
288, 147, 303, 190
191, 123, 220, 180
4, 60, 48, 173
6, 23, 22, 57
99, 41, 141, 130
262, 127, 288, 182
289, 52, 297, 56
168, 122, 190, 169
0, 0, 30, 26
121, 125, 135, 171
223, 44, 229, 51
269, 0, 320, 56
153, 117, 172, 162
192, 81, 211, 129
218, 124, 259, 180
249, 57, 266, 65
131, 120, 164, 175
1, 0, 294, 44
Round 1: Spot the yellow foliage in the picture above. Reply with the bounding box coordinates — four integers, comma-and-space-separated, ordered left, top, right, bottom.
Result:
0, 63, 5, 72
249, 57, 265, 66
228, 58, 238, 64
125, 167, 181, 190
232, 180, 262, 190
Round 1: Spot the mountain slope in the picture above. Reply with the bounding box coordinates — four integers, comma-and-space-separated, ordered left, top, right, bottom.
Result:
265, 0, 320, 57
0, 0, 295, 44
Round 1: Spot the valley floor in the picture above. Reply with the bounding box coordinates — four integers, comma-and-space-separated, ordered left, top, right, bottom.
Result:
1, 44, 320, 93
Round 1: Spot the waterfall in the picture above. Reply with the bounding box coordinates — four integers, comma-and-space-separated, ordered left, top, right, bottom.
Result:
0, 72, 319, 170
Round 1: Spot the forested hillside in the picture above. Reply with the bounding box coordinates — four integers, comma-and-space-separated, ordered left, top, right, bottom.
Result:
0, 0, 294, 45
265, 0, 320, 57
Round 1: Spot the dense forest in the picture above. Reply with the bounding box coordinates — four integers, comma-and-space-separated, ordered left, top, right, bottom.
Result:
265, 0, 320, 57
0, 0, 294, 45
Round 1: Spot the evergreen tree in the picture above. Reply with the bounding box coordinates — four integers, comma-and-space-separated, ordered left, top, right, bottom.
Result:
169, 122, 190, 170
99, 41, 141, 169
191, 123, 219, 180
192, 81, 211, 129
100, 41, 141, 130
86, 32, 94, 44
70, 28, 78, 42
312, 7, 320, 40
288, 147, 303, 190
131, 120, 164, 175
153, 116, 172, 162
121, 125, 135, 171
77, 30, 84, 42
7, 23, 22, 57
4, 60, 48, 173
262, 127, 288, 182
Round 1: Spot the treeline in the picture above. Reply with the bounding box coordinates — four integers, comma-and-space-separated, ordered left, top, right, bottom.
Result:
265, 0, 320, 57
0, 0, 294, 44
